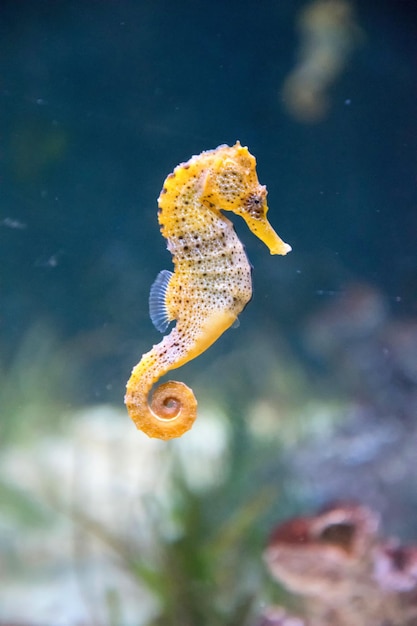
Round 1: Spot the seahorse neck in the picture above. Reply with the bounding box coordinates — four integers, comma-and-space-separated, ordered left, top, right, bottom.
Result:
158, 163, 224, 241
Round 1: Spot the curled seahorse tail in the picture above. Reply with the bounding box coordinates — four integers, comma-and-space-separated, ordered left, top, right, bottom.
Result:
125, 362, 197, 440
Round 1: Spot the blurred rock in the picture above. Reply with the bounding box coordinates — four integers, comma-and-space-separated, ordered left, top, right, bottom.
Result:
294, 283, 417, 536
256, 606, 306, 626
263, 502, 417, 625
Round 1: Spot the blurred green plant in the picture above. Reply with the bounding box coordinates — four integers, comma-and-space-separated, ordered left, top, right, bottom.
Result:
0, 324, 331, 625
0, 325, 80, 578
0, 324, 77, 445
68, 406, 298, 626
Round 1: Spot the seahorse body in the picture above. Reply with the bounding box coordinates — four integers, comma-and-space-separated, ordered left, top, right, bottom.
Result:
125, 142, 291, 440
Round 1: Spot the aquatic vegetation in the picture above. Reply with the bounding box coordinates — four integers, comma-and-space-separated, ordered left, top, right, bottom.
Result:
125, 142, 291, 440
0, 320, 342, 626
4, 291, 417, 625
0, 397, 293, 625
0, 325, 77, 444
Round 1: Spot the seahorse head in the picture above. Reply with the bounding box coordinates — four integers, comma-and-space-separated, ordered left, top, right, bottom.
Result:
202, 142, 291, 256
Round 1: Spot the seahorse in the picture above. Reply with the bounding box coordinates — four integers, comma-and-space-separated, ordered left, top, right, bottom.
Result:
125, 142, 291, 440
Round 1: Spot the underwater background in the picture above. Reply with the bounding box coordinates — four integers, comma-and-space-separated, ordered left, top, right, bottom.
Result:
1, 1, 417, 624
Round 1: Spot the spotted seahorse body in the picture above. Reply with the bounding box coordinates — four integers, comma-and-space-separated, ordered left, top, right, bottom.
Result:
125, 142, 291, 440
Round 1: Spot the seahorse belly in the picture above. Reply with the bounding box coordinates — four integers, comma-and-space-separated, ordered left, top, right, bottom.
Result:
166, 214, 253, 327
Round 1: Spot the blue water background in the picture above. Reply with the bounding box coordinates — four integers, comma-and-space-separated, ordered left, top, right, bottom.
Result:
0, 0, 416, 400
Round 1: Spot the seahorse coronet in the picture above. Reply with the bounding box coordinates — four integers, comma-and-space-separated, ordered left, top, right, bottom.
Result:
125, 142, 291, 440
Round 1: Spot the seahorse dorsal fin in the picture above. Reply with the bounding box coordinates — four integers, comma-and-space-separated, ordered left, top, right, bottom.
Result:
149, 269, 173, 333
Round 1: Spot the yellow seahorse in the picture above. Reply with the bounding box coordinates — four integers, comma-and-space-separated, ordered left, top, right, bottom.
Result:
125, 142, 291, 440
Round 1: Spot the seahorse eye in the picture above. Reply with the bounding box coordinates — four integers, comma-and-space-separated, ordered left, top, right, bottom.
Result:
244, 193, 266, 218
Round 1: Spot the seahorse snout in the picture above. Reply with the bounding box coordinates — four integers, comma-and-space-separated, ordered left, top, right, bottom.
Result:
240, 212, 292, 256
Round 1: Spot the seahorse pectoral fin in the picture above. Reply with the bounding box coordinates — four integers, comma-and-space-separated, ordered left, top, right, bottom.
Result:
149, 269, 174, 332
243, 214, 292, 256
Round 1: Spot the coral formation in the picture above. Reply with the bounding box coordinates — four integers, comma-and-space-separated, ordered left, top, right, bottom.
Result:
261, 502, 417, 625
